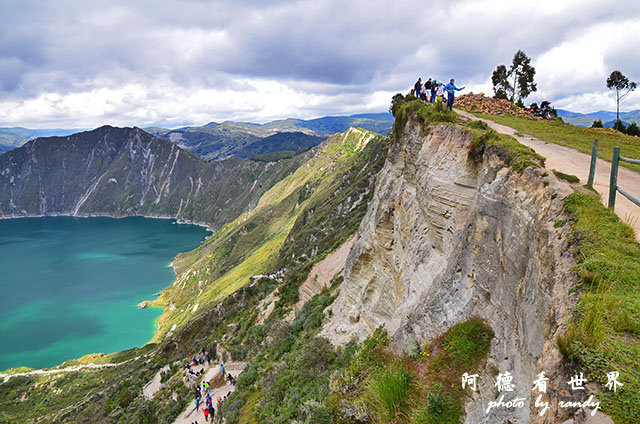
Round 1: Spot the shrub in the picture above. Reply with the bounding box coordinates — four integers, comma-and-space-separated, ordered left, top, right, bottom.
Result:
592, 119, 604, 128
405, 334, 420, 359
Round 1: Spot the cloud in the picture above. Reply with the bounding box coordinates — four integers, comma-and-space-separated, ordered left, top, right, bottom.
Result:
0, 0, 639, 127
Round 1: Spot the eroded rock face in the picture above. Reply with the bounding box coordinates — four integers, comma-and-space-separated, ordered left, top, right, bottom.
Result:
323, 117, 580, 423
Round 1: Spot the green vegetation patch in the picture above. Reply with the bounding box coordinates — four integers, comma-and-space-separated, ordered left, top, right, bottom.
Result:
390, 95, 458, 141
466, 121, 545, 172
560, 190, 640, 423
553, 169, 580, 183
473, 113, 640, 173
328, 319, 494, 424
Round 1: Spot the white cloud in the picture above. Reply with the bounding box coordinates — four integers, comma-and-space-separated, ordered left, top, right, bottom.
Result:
0, 0, 639, 127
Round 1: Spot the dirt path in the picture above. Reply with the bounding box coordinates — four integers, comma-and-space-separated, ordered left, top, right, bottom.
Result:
457, 110, 640, 241
172, 362, 246, 424
143, 365, 170, 400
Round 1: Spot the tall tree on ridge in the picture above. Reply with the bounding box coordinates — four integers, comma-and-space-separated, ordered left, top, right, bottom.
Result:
491, 50, 537, 103
606, 70, 637, 124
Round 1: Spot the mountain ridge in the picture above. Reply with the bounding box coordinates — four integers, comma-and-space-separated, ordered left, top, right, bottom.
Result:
557, 108, 640, 127
0, 125, 305, 230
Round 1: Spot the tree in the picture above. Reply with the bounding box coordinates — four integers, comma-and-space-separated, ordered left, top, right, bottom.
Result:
592, 119, 604, 128
511, 50, 537, 101
491, 50, 537, 103
613, 120, 627, 134
389, 93, 405, 117
491, 65, 510, 100
606, 70, 637, 122
626, 122, 640, 137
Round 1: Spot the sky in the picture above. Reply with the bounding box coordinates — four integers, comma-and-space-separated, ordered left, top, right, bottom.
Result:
1, 0, 639, 129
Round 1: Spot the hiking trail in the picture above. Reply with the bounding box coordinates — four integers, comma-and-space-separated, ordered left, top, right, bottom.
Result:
456, 109, 640, 241
172, 361, 246, 424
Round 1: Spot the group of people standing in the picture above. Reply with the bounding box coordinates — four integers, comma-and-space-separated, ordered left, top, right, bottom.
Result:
412, 77, 465, 111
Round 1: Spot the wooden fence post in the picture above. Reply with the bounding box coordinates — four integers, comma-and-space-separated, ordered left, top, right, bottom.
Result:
608, 147, 620, 210
587, 139, 598, 189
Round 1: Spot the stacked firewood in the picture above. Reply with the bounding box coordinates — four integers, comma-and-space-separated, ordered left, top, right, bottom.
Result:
455, 93, 532, 117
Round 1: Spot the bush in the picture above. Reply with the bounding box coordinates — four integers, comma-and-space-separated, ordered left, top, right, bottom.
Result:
592, 119, 604, 128
405, 334, 420, 359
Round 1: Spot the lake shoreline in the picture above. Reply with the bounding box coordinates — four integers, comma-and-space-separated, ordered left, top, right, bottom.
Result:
0, 215, 210, 372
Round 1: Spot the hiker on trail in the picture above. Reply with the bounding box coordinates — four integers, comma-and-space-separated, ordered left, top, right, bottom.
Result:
424, 78, 433, 102
436, 82, 445, 103
202, 405, 210, 422
194, 395, 200, 411
220, 363, 225, 376
444, 78, 465, 111
414, 78, 422, 99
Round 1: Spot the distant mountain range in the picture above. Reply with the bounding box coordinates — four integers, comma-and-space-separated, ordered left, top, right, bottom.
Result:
0, 127, 85, 154
0, 113, 394, 159
556, 109, 640, 127
145, 113, 394, 161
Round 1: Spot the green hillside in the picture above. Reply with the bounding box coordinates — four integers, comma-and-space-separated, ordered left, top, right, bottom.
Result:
0, 127, 390, 423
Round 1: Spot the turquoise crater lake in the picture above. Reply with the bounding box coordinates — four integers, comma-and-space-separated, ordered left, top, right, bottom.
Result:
0, 216, 210, 371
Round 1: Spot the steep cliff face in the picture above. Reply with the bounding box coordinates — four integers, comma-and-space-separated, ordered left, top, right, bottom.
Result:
0, 126, 303, 229
323, 117, 580, 423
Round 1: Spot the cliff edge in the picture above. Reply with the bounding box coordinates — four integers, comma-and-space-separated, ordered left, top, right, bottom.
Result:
323, 112, 587, 423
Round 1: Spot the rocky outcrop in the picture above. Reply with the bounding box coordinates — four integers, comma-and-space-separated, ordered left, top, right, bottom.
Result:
323, 116, 582, 423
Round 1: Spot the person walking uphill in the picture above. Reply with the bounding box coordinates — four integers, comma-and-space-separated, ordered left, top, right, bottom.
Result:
444, 78, 465, 111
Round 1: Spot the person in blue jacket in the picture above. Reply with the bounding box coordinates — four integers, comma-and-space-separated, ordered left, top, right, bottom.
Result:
444, 78, 465, 111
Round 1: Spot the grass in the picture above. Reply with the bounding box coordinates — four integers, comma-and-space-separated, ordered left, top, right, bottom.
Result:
366, 362, 417, 423
328, 319, 494, 424
473, 113, 640, 173
392, 99, 458, 140
553, 169, 580, 183
467, 124, 545, 172
560, 190, 640, 423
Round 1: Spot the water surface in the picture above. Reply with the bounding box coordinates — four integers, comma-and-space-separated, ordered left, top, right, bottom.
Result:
0, 216, 209, 370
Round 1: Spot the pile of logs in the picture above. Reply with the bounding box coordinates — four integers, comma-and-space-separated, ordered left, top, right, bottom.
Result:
455, 93, 532, 117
